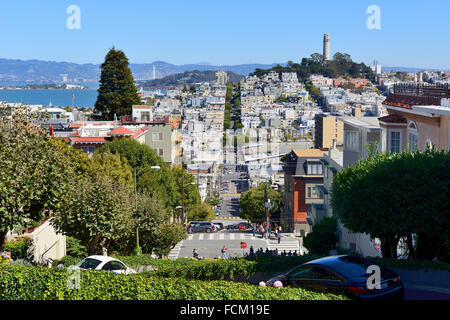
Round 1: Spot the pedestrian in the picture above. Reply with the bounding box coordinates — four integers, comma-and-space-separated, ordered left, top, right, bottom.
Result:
252, 225, 255, 237
277, 231, 281, 244
193, 249, 199, 259
221, 245, 227, 259
250, 246, 254, 256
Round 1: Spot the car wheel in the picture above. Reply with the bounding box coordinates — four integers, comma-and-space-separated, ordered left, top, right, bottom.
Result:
206, 229, 211, 233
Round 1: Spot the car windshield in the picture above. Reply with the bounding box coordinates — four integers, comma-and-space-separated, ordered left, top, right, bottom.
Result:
77, 258, 102, 269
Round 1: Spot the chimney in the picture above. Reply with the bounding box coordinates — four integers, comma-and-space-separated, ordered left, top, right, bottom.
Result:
329, 139, 339, 159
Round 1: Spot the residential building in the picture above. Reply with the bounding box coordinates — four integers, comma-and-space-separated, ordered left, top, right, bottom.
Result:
379, 83, 450, 152
318, 141, 382, 257
281, 149, 326, 237
314, 113, 344, 149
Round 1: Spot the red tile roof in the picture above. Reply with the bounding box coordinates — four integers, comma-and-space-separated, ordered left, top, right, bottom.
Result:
383, 93, 441, 110
107, 126, 135, 136
378, 114, 407, 124
74, 137, 106, 144
131, 127, 148, 139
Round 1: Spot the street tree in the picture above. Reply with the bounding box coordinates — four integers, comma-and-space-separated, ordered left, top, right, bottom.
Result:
52, 172, 134, 255
94, 47, 141, 120
331, 149, 450, 260
188, 202, 215, 222
239, 184, 282, 222
0, 110, 74, 249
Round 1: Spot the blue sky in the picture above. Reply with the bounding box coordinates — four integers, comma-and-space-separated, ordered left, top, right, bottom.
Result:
0, 0, 449, 69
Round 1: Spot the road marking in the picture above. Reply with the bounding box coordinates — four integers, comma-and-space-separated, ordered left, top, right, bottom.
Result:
188, 235, 193, 240
208, 233, 214, 240
240, 234, 244, 239
219, 233, 225, 240
198, 234, 204, 240
229, 233, 234, 240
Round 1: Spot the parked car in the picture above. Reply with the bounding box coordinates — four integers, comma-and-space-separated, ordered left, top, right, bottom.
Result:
214, 222, 224, 230
187, 221, 201, 230
189, 222, 216, 233
76, 256, 136, 274
266, 255, 404, 300
237, 222, 251, 230
226, 224, 238, 230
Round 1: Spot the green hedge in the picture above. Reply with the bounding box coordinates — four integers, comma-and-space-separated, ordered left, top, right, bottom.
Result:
3, 237, 32, 260
0, 265, 346, 300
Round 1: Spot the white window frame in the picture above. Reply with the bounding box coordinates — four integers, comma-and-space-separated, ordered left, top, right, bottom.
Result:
389, 130, 402, 153
407, 121, 418, 152
380, 127, 387, 153
152, 132, 163, 141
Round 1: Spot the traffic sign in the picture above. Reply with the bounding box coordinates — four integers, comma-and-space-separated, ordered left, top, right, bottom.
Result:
240, 242, 247, 249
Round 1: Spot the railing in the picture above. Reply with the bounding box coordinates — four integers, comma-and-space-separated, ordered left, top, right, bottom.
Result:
393, 83, 449, 98
121, 115, 169, 125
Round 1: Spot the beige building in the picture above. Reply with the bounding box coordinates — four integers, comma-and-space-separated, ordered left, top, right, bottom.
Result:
380, 87, 450, 152
314, 113, 344, 149
6, 219, 66, 265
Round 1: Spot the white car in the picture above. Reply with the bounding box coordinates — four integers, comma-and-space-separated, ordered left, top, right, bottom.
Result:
76, 255, 136, 274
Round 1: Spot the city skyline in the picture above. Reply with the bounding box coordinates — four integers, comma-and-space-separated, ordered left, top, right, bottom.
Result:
0, 0, 449, 69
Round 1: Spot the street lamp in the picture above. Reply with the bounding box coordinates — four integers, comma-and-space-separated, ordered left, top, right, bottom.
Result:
135, 165, 160, 253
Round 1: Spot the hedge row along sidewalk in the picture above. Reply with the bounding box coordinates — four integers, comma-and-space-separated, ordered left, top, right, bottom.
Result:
0, 265, 346, 300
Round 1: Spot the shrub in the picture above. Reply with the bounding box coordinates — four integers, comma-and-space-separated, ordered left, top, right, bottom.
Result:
52, 255, 82, 268
303, 217, 338, 255
0, 264, 346, 300
3, 237, 32, 260
65, 237, 87, 258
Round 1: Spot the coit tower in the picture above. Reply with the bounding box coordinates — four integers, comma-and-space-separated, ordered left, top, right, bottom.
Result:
323, 34, 330, 61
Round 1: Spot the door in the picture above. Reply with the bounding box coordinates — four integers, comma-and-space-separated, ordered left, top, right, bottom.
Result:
309, 266, 346, 295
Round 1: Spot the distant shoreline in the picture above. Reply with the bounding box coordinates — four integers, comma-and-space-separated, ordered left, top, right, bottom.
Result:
0, 84, 91, 90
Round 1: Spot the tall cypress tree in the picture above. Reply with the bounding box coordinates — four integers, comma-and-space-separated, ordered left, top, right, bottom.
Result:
94, 47, 141, 120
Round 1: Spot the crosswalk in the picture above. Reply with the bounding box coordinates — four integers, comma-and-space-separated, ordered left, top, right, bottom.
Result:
215, 216, 242, 220
266, 239, 301, 255
186, 233, 257, 241
168, 240, 184, 260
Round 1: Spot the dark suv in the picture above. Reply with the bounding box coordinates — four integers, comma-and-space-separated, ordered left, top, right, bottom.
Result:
189, 222, 216, 233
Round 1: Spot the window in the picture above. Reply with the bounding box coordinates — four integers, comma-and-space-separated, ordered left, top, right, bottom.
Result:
307, 187, 312, 198
102, 261, 126, 271
324, 165, 328, 179
307, 162, 322, 175
389, 130, 401, 153
141, 112, 150, 122
158, 148, 164, 156
288, 265, 312, 278
408, 122, 418, 151
81, 146, 96, 154
152, 132, 163, 141
78, 258, 102, 270
344, 131, 359, 151
310, 266, 342, 281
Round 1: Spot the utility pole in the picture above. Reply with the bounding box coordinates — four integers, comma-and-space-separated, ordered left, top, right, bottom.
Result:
182, 170, 185, 224
264, 184, 270, 239
135, 168, 139, 251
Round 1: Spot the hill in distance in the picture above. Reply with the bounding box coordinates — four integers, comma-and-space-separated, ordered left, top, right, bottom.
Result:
0, 58, 280, 83
139, 70, 245, 89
